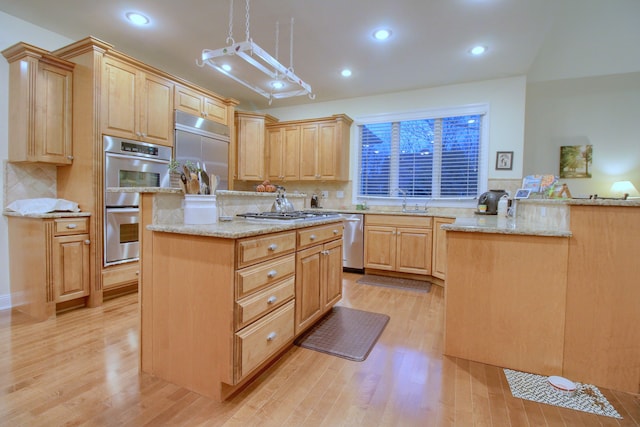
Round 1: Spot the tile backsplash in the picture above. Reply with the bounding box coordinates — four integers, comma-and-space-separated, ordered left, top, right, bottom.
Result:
3, 162, 57, 207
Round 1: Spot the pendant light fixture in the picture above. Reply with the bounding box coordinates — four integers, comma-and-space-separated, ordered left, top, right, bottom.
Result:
196, 0, 315, 104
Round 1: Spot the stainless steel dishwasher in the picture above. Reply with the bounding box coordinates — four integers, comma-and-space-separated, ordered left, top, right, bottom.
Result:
339, 213, 364, 272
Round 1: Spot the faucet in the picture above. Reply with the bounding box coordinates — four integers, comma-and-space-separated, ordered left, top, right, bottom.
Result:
394, 188, 407, 212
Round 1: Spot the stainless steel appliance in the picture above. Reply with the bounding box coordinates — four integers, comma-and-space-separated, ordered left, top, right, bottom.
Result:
175, 110, 230, 190
338, 213, 364, 272
103, 135, 172, 265
236, 211, 340, 222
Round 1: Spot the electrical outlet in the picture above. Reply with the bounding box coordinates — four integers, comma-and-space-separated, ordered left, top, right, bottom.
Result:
336, 191, 344, 199
320, 190, 329, 199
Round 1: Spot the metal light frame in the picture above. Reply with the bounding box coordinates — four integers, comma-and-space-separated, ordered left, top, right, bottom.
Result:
196, 0, 315, 103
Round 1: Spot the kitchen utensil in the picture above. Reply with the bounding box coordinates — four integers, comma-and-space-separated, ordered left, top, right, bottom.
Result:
210, 175, 219, 193
200, 163, 210, 195
179, 173, 188, 193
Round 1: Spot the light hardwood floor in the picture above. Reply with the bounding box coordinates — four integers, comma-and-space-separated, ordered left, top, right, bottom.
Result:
1, 272, 638, 426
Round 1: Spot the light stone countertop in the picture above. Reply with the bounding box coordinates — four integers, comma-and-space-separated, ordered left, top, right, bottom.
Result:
148, 216, 344, 239
519, 198, 640, 207
442, 215, 572, 237
3, 210, 91, 219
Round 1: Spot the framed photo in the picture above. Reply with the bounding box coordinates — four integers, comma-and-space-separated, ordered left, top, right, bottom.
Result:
514, 188, 531, 199
496, 151, 513, 170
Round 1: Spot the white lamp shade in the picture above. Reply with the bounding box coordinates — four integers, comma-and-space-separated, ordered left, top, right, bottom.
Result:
610, 180, 640, 197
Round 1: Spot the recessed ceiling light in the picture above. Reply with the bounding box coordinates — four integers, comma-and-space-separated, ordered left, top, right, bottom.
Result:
271, 81, 285, 90
373, 29, 392, 41
341, 69, 352, 77
221, 64, 232, 72
126, 12, 150, 26
470, 45, 487, 56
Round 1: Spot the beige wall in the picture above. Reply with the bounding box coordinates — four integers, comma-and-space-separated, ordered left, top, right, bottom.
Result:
0, 11, 73, 307
524, 72, 640, 198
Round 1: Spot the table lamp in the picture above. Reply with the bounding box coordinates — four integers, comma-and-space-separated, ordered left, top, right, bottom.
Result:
610, 181, 639, 199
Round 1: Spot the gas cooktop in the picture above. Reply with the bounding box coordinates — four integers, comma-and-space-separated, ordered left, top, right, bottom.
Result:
236, 211, 340, 221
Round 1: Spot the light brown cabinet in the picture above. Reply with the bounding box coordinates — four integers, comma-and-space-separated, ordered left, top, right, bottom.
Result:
295, 223, 343, 334
7, 216, 91, 321
266, 125, 300, 181
235, 111, 277, 181
432, 217, 455, 280
102, 57, 174, 146
364, 215, 433, 276
299, 116, 352, 181
174, 84, 229, 125
2, 42, 74, 165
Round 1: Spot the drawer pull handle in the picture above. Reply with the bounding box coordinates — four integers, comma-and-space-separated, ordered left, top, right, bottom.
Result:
309, 234, 316, 240
66, 224, 77, 229
268, 243, 278, 251
267, 270, 278, 278
84, 240, 91, 245
267, 296, 277, 304
267, 332, 277, 341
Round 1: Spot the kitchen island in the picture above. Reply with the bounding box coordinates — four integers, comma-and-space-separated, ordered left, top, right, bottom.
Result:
443, 199, 640, 394
137, 190, 344, 401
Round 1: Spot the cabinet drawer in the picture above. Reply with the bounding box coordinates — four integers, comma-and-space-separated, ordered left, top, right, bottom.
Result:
235, 276, 295, 330
365, 214, 432, 228
236, 254, 295, 299
54, 218, 89, 236
236, 232, 296, 268
297, 223, 343, 249
235, 300, 295, 381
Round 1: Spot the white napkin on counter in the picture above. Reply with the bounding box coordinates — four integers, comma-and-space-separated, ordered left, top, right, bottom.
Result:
6, 198, 80, 215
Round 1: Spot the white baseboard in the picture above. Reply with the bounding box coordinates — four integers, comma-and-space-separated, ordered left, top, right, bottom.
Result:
0, 293, 12, 311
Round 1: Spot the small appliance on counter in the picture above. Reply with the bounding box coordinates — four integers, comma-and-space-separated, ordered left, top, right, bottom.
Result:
476, 189, 508, 215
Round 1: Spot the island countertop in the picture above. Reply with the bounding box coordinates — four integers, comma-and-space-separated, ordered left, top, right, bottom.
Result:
147, 216, 344, 239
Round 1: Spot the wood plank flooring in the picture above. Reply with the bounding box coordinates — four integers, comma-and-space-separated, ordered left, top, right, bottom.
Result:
1, 272, 638, 426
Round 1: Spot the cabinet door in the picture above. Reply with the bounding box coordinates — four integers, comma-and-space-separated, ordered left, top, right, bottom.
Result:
364, 226, 396, 270
322, 239, 343, 310
139, 73, 174, 146
295, 245, 323, 334
204, 97, 228, 125
266, 128, 283, 181
237, 116, 265, 180
282, 126, 300, 181
36, 62, 73, 164
102, 58, 138, 138
432, 217, 454, 280
174, 84, 205, 117
317, 122, 338, 180
299, 124, 319, 180
53, 233, 90, 303
396, 227, 432, 275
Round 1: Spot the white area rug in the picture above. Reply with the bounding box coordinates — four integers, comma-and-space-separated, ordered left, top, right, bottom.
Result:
503, 369, 622, 419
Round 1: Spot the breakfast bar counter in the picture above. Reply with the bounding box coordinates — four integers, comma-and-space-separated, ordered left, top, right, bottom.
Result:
443, 201, 640, 394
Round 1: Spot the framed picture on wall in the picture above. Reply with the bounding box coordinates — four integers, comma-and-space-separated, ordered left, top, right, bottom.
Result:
496, 151, 513, 170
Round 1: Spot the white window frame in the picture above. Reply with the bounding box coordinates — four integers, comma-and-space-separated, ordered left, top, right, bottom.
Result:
353, 103, 490, 209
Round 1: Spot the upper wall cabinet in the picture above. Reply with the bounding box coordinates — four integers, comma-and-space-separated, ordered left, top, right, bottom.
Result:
2, 43, 75, 165
175, 84, 229, 125
266, 125, 300, 182
236, 111, 278, 181
102, 57, 174, 147
298, 115, 353, 181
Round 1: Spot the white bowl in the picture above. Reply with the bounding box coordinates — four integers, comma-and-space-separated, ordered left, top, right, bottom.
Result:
548, 375, 577, 396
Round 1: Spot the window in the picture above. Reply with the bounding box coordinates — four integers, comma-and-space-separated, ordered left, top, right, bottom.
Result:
357, 106, 487, 205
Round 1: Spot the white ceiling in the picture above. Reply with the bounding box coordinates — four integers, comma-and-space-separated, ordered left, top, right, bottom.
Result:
0, 0, 638, 110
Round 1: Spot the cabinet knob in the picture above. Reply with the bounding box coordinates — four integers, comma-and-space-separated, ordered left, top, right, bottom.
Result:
266, 332, 277, 341
84, 240, 91, 245
66, 224, 77, 229
67, 155, 74, 160
267, 269, 278, 278
309, 234, 316, 240
268, 243, 278, 251
333, 229, 339, 235
267, 296, 277, 304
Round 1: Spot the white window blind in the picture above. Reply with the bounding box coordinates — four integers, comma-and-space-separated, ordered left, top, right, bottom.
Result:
358, 112, 484, 200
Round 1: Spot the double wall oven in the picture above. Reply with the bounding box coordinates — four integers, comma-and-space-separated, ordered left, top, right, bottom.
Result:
104, 136, 171, 266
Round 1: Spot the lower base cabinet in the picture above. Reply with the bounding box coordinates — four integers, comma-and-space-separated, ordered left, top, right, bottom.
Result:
142, 220, 344, 401
8, 216, 91, 321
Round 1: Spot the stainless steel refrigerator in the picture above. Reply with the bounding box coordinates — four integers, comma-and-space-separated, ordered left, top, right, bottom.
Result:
174, 110, 230, 190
